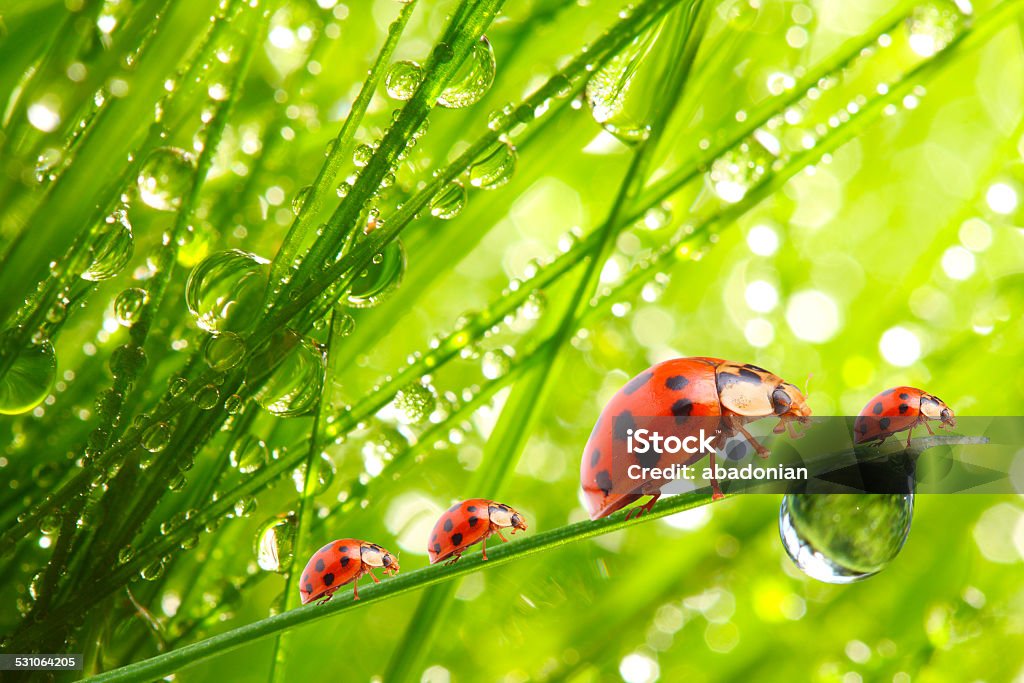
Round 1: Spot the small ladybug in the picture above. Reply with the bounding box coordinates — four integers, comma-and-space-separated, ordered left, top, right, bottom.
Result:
581, 357, 812, 519
427, 499, 528, 565
299, 539, 399, 604
854, 386, 956, 448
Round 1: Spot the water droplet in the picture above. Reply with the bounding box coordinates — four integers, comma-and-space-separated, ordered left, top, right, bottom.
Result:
255, 513, 297, 573
385, 60, 423, 100
469, 139, 516, 190
246, 329, 325, 417
186, 249, 269, 334
0, 330, 57, 415
437, 36, 496, 109
291, 452, 335, 494
114, 288, 149, 327
392, 382, 437, 424
344, 239, 406, 308
109, 344, 146, 378
430, 181, 466, 219
137, 146, 195, 212
224, 393, 244, 414
193, 384, 219, 410
140, 557, 166, 580
481, 348, 512, 379
141, 421, 171, 453
906, 1, 968, 58
291, 185, 312, 215
708, 137, 777, 204
233, 496, 257, 517
169, 377, 188, 397
779, 493, 914, 583
230, 435, 269, 473
81, 209, 134, 281
353, 143, 373, 167
203, 332, 245, 372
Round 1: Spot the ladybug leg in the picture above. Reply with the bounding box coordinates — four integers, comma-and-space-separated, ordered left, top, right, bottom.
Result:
444, 552, 462, 566
736, 424, 770, 458
352, 578, 360, 601
707, 452, 724, 500
315, 589, 336, 606
369, 570, 381, 584
924, 421, 936, 436
906, 426, 915, 449
496, 529, 509, 543
626, 494, 661, 519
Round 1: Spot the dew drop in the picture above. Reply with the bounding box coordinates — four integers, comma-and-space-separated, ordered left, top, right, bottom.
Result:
291, 185, 312, 215
392, 382, 437, 424
779, 493, 913, 583
193, 384, 220, 410
0, 329, 57, 415
255, 513, 297, 573
246, 329, 325, 417
708, 137, 778, 204
353, 143, 373, 167
203, 332, 246, 372
114, 288, 149, 327
385, 60, 423, 100
481, 348, 512, 379
344, 239, 406, 308
81, 209, 134, 282
291, 452, 335, 494
140, 557, 166, 580
906, 1, 968, 58
437, 36, 496, 109
141, 421, 170, 453
185, 249, 269, 334
430, 181, 466, 220
136, 146, 195, 212
469, 139, 516, 190
230, 435, 269, 473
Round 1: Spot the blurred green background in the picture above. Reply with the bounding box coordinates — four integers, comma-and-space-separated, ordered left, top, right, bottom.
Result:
1, 0, 1023, 681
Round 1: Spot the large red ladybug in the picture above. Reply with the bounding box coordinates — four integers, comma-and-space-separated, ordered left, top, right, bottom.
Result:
427, 499, 527, 564
854, 386, 956, 447
580, 357, 812, 519
299, 539, 399, 603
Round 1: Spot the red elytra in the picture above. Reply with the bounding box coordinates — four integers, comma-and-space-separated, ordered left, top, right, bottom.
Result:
299, 538, 399, 604
580, 357, 812, 519
854, 386, 956, 447
427, 499, 527, 565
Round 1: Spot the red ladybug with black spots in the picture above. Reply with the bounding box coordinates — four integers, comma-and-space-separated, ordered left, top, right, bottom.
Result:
580, 357, 812, 519
854, 386, 956, 447
299, 539, 399, 604
428, 499, 528, 565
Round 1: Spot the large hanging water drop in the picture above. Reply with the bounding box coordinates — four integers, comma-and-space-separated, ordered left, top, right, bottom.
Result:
469, 139, 516, 190
81, 209, 134, 281
246, 329, 325, 417
185, 250, 269, 334
255, 513, 297, 573
779, 494, 914, 584
344, 240, 406, 308
385, 61, 423, 101
437, 36, 496, 109
0, 329, 57, 415
230, 435, 269, 473
137, 146, 195, 212
429, 181, 466, 220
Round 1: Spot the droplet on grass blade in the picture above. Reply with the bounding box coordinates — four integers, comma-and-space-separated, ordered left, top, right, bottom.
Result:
186, 250, 269, 334
343, 239, 406, 308
429, 181, 466, 220
392, 382, 437, 424
385, 61, 423, 100
137, 147, 195, 212
256, 514, 297, 573
114, 288, 149, 327
469, 139, 516, 190
779, 493, 913, 583
0, 327, 57, 413
203, 332, 246, 372
437, 37, 496, 109
246, 329, 325, 417
230, 435, 269, 474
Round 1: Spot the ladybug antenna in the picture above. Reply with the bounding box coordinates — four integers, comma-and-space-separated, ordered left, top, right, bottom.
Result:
804, 373, 813, 396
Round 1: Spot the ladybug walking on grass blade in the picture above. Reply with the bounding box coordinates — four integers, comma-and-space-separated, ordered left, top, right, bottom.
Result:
428, 499, 528, 565
580, 357, 813, 519
854, 386, 956, 448
299, 539, 399, 604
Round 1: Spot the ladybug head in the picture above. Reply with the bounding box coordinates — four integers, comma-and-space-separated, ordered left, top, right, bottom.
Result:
360, 543, 400, 576
489, 503, 528, 533
920, 394, 956, 428
772, 382, 812, 420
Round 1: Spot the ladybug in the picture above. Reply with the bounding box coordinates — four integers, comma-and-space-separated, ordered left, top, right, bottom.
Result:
854, 386, 956, 447
580, 357, 812, 519
427, 499, 528, 565
299, 539, 399, 604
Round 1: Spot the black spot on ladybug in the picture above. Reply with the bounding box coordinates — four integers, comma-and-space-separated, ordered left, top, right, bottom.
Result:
898, 404, 909, 414
449, 503, 462, 512
590, 448, 601, 468
671, 399, 693, 423
595, 470, 613, 495
467, 505, 477, 512
623, 372, 653, 395
450, 533, 463, 546
341, 557, 351, 567
431, 533, 437, 542
872, 402, 884, 415
738, 368, 762, 382
613, 411, 636, 440
337, 544, 347, 553
305, 582, 313, 595
314, 558, 325, 572
433, 543, 442, 554
443, 518, 454, 532
881, 389, 895, 396
879, 417, 891, 430
665, 375, 689, 391
468, 517, 479, 527
856, 420, 868, 435
899, 392, 910, 400
744, 364, 769, 373
635, 448, 660, 469
323, 573, 335, 586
